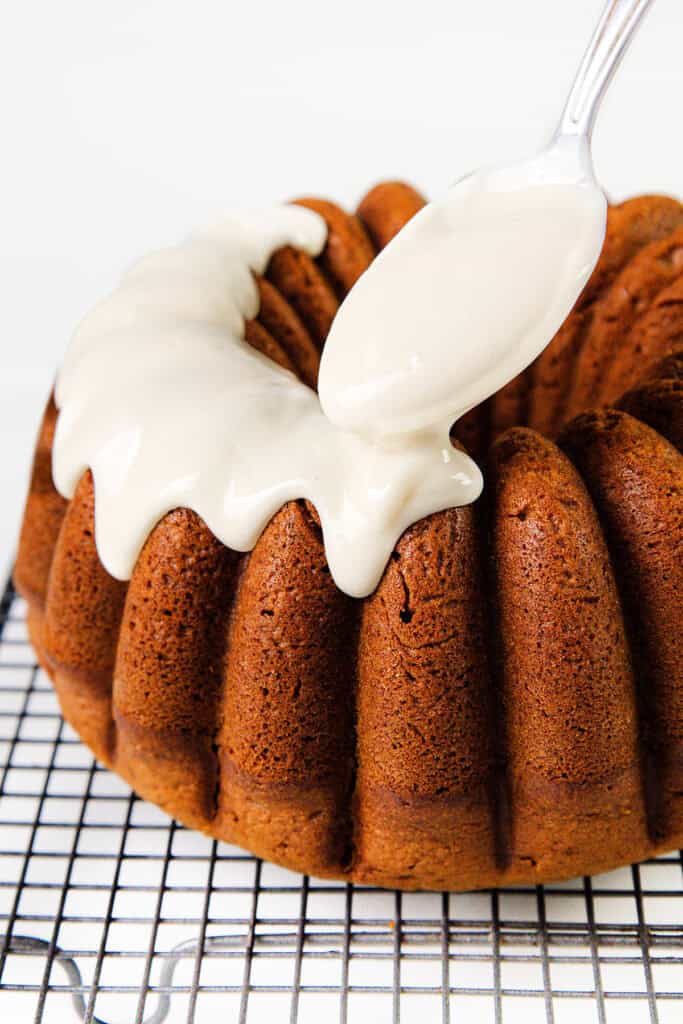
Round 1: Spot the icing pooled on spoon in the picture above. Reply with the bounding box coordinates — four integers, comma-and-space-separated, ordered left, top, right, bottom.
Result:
319, 140, 607, 441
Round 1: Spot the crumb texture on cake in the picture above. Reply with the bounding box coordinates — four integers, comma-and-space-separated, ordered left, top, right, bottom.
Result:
15, 181, 683, 890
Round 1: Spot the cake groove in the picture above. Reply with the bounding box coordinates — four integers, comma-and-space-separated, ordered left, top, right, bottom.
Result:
43, 471, 127, 764
529, 196, 683, 436
15, 396, 67, 615
566, 226, 683, 418
294, 198, 375, 295
646, 343, 683, 382
618, 378, 683, 451
488, 372, 533, 445
255, 276, 320, 389
601, 274, 683, 404
266, 246, 339, 346
560, 411, 683, 842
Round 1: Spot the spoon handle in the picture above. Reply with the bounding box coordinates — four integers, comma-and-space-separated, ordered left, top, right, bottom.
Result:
556, 0, 654, 140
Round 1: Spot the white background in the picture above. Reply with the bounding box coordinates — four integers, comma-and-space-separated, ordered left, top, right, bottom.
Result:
1, 0, 682, 565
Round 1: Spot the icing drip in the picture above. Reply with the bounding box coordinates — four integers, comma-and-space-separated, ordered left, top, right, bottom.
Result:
53, 204, 482, 599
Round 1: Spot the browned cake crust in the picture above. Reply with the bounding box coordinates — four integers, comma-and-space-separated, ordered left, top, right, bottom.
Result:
645, 342, 683, 382
266, 244, 339, 346
243, 318, 296, 376
601, 273, 683, 404
354, 506, 498, 889
560, 412, 683, 841
488, 429, 647, 881
14, 182, 683, 890
527, 195, 683, 437
39, 472, 126, 764
618, 379, 683, 450
357, 180, 425, 249
255, 277, 320, 389
14, 397, 67, 612
295, 197, 375, 293
488, 373, 531, 446
566, 227, 683, 418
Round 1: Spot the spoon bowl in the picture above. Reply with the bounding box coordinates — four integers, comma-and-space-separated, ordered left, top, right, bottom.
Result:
319, 0, 654, 442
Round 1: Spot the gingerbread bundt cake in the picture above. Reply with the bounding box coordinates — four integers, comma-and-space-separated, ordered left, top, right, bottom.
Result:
15, 182, 683, 890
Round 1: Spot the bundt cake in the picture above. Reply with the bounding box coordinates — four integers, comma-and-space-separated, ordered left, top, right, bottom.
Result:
15, 181, 683, 890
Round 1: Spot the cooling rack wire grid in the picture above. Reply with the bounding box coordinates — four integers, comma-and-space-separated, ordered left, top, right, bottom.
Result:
0, 576, 681, 1023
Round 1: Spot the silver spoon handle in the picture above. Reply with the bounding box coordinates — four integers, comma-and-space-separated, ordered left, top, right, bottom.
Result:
556, 0, 654, 140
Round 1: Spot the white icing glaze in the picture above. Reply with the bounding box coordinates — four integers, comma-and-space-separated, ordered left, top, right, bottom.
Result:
53, 204, 482, 599
319, 178, 607, 439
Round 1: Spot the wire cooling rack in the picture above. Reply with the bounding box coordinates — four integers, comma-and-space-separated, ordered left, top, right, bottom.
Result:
0, 577, 682, 1024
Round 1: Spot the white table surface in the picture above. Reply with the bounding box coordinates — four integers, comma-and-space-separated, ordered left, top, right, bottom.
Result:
2, 0, 682, 569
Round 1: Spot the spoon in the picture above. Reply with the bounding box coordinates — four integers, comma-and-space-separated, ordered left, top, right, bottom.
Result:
319, 0, 655, 441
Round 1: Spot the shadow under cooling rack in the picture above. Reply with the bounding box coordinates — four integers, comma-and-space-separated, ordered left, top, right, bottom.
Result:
0, 575, 682, 1024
